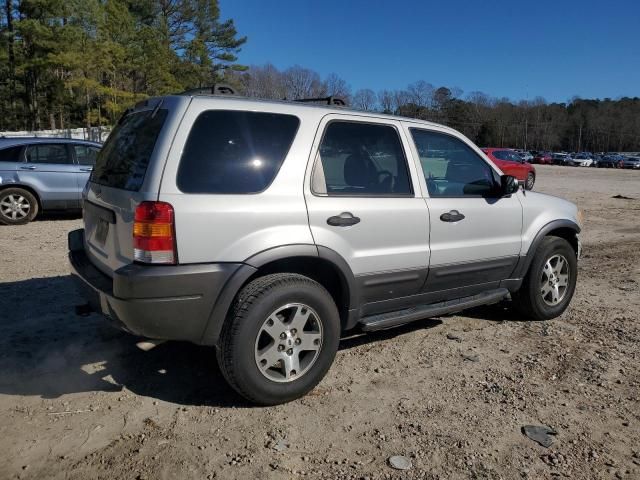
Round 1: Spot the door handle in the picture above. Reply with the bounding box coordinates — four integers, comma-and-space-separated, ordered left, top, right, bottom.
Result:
327, 212, 361, 227
20, 165, 37, 170
440, 210, 465, 222
79, 167, 93, 172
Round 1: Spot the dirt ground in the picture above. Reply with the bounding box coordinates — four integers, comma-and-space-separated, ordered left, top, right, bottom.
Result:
1, 165, 639, 480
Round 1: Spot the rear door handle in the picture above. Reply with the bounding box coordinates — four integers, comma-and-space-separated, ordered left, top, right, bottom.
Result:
440, 210, 465, 222
79, 167, 93, 172
327, 212, 361, 227
20, 165, 37, 170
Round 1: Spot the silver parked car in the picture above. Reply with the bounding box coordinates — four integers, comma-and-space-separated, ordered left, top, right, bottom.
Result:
69, 91, 582, 405
0, 137, 101, 224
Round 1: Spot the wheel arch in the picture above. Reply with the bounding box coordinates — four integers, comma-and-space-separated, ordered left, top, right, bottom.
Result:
199, 245, 358, 346
513, 219, 580, 279
0, 183, 42, 211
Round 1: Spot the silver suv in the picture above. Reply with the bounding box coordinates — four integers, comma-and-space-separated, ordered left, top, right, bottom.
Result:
69, 91, 582, 405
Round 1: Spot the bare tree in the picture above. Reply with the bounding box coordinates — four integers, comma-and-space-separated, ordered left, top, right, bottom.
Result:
282, 65, 323, 100
407, 80, 434, 108
240, 63, 286, 99
377, 89, 394, 113
323, 72, 351, 102
352, 88, 377, 111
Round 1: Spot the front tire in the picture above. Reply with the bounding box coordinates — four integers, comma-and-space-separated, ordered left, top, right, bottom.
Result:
512, 236, 577, 320
0, 188, 39, 225
217, 273, 340, 405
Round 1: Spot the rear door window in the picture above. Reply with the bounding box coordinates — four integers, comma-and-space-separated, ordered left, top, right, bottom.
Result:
91, 109, 168, 191
0, 145, 23, 162
25, 144, 72, 164
313, 121, 413, 196
492, 150, 521, 162
177, 110, 299, 194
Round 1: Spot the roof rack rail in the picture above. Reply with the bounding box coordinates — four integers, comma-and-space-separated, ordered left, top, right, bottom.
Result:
180, 84, 237, 96
294, 96, 346, 106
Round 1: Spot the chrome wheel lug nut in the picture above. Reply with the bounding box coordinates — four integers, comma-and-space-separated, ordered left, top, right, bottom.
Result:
291, 329, 297, 335
287, 348, 293, 356
295, 338, 301, 345
280, 332, 286, 339
277, 345, 284, 352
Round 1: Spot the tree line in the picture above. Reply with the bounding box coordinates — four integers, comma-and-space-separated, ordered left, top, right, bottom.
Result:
0, 0, 246, 131
230, 66, 640, 152
1, 1, 639, 152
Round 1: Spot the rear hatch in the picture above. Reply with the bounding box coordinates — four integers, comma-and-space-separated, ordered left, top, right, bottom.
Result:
82, 96, 188, 276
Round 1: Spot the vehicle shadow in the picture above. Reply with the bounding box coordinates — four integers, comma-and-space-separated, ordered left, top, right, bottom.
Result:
0, 275, 493, 408
0, 275, 243, 407
36, 210, 83, 222
462, 301, 531, 322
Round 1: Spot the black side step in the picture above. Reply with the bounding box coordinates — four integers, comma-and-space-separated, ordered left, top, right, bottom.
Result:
359, 288, 509, 332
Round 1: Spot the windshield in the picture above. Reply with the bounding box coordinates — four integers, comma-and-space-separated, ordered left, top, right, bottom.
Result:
91, 109, 168, 191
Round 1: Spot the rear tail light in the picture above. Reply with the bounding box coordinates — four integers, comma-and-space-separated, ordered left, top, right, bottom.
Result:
133, 201, 177, 264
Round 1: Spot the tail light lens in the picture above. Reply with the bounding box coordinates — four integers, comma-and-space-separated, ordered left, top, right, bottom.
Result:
133, 201, 176, 264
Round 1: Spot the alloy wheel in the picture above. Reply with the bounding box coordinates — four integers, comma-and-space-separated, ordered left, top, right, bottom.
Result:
540, 254, 570, 306
0, 194, 31, 220
254, 303, 323, 383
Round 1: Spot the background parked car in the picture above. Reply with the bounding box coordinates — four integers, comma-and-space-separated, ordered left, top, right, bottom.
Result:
590, 154, 604, 167
568, 153, 594, 167
514, 150, 533, 162
481, 147, 536, 189
552, 152, 571, 165
532, 152, 553, 164
599, 153, 624, 168
620, 156, 640, 169
0, 137, 101, 225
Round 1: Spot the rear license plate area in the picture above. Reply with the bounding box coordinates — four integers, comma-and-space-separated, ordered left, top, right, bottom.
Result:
95, 219, 109, 245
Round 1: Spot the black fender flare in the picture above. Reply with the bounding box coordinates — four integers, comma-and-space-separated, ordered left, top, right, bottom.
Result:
511, 219, 581, 279
199, 244, 359, 345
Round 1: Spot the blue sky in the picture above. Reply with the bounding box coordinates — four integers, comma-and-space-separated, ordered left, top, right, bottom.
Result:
219, 0, 640, 103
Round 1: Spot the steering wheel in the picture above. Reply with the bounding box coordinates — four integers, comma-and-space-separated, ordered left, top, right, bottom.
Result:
426, 177, 438, 196
377, 169, 394, 185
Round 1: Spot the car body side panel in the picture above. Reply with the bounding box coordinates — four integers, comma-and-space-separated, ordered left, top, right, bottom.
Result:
159, 98, 323, 263
17, 165, 81, 208
303, 114, 430, 277
519, 191, 580, 255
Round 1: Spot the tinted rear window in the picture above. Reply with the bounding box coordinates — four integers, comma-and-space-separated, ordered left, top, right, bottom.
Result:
91, 109, 168, 191
0, 145, 23, 162
177, 110, 299, 194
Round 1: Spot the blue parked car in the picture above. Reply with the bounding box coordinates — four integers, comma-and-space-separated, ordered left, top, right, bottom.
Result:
0, 137, 101, 224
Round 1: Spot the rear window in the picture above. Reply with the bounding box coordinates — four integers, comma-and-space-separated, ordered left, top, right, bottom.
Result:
177, 110, 299, 194
91, 109, 168, 191
0, 145, 23, 162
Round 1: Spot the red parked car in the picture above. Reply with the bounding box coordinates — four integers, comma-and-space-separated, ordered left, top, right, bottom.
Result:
481, 148, 536, 190
532, 152, 553, 165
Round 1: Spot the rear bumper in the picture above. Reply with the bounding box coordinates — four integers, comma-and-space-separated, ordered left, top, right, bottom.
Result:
68, 228, 242, 344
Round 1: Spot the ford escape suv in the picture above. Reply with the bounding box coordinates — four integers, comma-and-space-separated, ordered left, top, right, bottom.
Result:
69, 91, 582, 405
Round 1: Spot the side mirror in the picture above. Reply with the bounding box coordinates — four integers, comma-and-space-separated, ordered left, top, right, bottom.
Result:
500, 175, 520, 196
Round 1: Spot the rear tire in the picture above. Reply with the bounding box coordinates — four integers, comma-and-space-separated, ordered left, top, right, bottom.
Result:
525, 172, 535, 190
0, 188, 38, 225
217, 273, 340, 405
512, 236, 577, 320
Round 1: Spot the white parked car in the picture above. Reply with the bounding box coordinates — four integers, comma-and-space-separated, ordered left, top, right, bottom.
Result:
515, 150, 533, 162
569, 154, 593, 167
